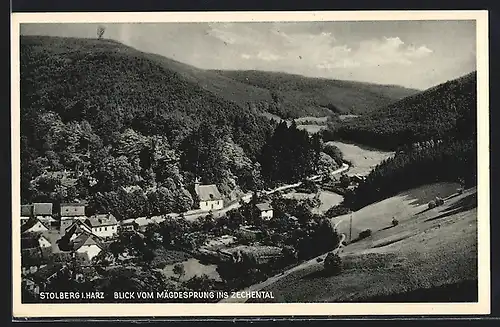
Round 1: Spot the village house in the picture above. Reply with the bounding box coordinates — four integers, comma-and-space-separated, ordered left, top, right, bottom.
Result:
194, 180, 224, 211
120, 218, 137, 232
33, 202, 56, 225
256, 202, 274, 220
33, 202, 53, 219
134, 217, 150, 232
60, 203, 87, 231
21, 232, 52, 250
84, 213, 119, 239
21, 204, 33, 225
72, 232, 104, 261
59, 222, 105, 261
22, 263, 69, 296
22, 276, 41, 296
64, 220, 93, 241
21, 217, 49, 234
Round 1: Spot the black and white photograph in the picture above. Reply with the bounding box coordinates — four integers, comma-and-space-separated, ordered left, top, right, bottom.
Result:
11, 11, 489, 317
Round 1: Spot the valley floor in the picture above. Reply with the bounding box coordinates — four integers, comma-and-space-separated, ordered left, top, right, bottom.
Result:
326, 141, 394, 176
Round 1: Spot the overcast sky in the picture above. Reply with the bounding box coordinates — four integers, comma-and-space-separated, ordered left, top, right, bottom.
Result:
20, 21, 476, 90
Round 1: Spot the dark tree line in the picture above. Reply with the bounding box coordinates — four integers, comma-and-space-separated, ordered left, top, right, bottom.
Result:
322, 72, 477, 151
19, 35, 272, 216
343, 139, 476, 210
318, 72, 477, 211
258, 121, 322, 186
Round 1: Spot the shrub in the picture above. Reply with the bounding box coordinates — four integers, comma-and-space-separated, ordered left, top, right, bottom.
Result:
316, 257, 324, 263
324, 252, 342, 275
457, 187, 464, 195
391, 218, 399, 226
298, 179, 319, 194
428, 200, 436, 209
325, 205, 350, 218
358, 229, 372, 240
435, 197, 445, 206
173, 263, 185, 280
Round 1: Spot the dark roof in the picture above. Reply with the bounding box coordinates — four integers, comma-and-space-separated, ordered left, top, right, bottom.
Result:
33, 203, 53, 216
21, 218, 49, 233
21, 204, 33, 216
65, 220, 91, 235
72, 232, 104, 251
121, 218, 136, 225
195, 184, 223, 201
256, 202, 273, 211
60, 202, 87, 206
86, 214, 118, 227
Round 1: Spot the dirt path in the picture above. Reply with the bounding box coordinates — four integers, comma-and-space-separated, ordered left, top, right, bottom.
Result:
127, 163, 349, 224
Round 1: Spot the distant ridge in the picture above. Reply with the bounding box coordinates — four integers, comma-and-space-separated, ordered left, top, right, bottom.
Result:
211, 69, 418, 118
21, 35, 417, 119
328, 71, 477, 150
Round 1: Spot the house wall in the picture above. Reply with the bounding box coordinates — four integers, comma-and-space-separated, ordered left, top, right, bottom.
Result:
77, 244, 102, 261
92, 225, 118, 238
120, 224, 135, 232
260, 209, 274, 220
21, 216, 30, 225
38, 237, 52, 248
35, 215, 52, 220
200, 199, 223, 211
23, 279, 41, 295
60, 206, 85, 216
60, 217, 74, 231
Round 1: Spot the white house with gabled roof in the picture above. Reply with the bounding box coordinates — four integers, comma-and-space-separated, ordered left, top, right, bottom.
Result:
85, 213, 118, 239
194, 179, 224, 211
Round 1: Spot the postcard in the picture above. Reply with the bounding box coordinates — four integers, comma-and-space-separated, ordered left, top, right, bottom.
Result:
11, 10, 490, 318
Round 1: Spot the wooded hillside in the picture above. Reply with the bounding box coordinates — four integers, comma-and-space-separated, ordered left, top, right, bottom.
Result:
213, 70, 418, 118
20, 36, 342, 219
324, 72, 477, 151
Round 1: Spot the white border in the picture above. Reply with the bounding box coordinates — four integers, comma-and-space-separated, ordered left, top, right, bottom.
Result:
11, 10, 490, 318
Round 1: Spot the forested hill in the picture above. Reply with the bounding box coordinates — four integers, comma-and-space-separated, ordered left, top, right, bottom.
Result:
325, 71, 477, 151
20, 36, 269, 152
335, 71, 478, 210
211, 70, 418, 117
20, 35, 276, 215
20, 36, 417, 121
20, 35, 342, 219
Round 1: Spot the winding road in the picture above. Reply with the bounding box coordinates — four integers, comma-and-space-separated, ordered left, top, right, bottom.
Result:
130, 163, 349, 224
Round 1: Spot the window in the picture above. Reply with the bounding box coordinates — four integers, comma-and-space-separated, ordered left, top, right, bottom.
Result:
105, 227, 107, 231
